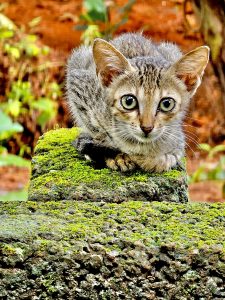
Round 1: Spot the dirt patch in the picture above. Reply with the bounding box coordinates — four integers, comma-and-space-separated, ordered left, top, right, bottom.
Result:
4, 0, 82, 53
117, 0, 202, 50
189, 181, 225, 203
0, 166, 30, 192
187, 157, 225, 202
3, 0, 203, 53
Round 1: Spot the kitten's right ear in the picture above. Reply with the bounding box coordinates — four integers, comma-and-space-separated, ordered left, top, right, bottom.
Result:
93, 38, 133, 87
173, 46, 210, 94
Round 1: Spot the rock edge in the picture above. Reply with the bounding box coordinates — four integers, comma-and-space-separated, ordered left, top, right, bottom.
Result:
29, 128, 188, 203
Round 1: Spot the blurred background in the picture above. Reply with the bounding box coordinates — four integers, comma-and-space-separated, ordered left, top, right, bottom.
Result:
0, 0, 224, 202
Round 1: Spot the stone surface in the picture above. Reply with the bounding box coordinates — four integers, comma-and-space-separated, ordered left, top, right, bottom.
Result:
1, 128, 224, 299
0, 200, 225, 299
28, 128, 188, 203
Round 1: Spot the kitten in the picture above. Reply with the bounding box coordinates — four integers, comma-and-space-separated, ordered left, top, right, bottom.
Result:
66, 33, 209, 172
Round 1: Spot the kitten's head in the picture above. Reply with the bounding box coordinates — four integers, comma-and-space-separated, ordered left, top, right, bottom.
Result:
93, 38, 209, 145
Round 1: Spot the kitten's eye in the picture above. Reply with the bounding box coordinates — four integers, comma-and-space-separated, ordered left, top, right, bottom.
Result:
158, 97, 175, 112
120, 95, 138, 110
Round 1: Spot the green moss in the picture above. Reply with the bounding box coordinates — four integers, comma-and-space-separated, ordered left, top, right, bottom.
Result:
34, 128, 183, 180
0, 200, 224, 298
1, 200, 224, 252
163, 169, 182, 179
29, 128, 188, 203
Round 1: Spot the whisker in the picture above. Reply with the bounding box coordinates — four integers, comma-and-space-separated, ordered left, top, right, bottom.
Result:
166, 132, 197, 159
185, 134, 200, 147
184, 131, 199, 139
163, 124, 199, 140
182, 124, 198, 128
184, 116, 202, 122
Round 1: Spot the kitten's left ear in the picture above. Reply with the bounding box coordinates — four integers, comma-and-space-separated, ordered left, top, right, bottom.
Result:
173, 46, 210, 94
93, 38, 134, 87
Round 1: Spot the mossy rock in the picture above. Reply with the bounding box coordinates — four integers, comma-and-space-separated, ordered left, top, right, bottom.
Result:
0, 200, 225, 299
3, 128, 224, 299
28, 128, 188, 203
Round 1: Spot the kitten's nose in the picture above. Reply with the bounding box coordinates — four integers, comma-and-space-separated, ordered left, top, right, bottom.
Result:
141, 125, 154, 136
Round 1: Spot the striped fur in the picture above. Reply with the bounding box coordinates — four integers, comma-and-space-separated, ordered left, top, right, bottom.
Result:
66, 33, 209, 172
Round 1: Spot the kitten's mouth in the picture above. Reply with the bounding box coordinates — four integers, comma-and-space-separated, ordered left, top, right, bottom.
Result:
134, 130, 164, 144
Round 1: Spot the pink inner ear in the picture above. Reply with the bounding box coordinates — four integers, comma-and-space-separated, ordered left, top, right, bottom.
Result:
178, 74, 198, 92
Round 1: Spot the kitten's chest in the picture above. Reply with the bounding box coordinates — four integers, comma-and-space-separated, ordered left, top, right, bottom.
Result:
111, 132, 183, 157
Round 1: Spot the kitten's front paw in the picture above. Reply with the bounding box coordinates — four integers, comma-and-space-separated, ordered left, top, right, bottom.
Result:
106, 154, 136, 172
154, 154, 178, 173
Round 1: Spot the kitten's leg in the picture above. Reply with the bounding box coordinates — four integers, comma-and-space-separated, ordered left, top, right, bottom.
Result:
132, 150, 184, 173
73, 133, 94, 156
153, 153, 182, 173
73, 133, 136, 171
73, 133, 120, 168
106, 154, 136, 172
75, 134, 182, 172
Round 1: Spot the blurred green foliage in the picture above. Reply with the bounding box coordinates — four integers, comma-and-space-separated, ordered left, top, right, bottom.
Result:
78, 0, 135, 45
2, 81, 59, 129
83, 0, 107, 23
0, 189, 28, 201
0, 13, 62, 161
0, 110, 23, 140
190, 143, 225, 183
4, 34, 50, 59
0, 110, 29, 167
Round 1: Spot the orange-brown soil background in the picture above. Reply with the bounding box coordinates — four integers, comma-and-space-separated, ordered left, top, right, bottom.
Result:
1, 0, 225, 202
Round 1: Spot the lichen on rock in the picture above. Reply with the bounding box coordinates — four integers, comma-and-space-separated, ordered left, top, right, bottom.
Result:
0, 200, 225, 299
1, 128, 225, 299
29, 128, 188, 203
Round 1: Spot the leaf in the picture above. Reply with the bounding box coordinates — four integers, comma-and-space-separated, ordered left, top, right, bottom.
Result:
119, 0, 136, 14
25, 43, 41, 57
0, 110, 23, 140
79, 13, 93, 23
84, 0, 106, 14
84, 0, 107, 22
212, 169, 225, 180
0, 146, 7, 154
0, 189, 28, 201
74, 24, 88, 31
209, 145, 225, 159
219, 156, 225, 166
198, 170, 209, 181
31, 97, 54, 111
198, 143, 211, 152
7, 81, 33, 105
5, 46, 21, 59
223, 182, 225, 199
4, 100, 21, 117
37, 112, 52, 129
0, 29, 14, 39
189, 165, 208, 183
28, 16, 42, 28
0, 13, 16, 30
0, 153, 30, 167
81, 24, 102, 45
42, 45, 50, 55
31, 98, 57, 129
48, 82, 62, 99
25, 34, 38, 42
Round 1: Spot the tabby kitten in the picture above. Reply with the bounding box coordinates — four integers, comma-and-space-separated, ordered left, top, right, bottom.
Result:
66, 33, 209, 172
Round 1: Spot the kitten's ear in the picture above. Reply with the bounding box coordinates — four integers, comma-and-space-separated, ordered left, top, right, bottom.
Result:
173, 46, 210, 94
93, 38, 133, 87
